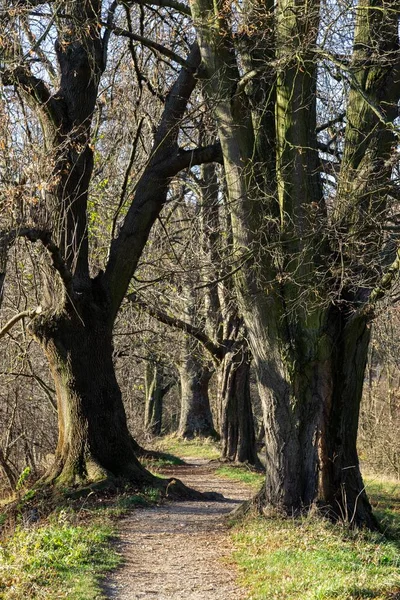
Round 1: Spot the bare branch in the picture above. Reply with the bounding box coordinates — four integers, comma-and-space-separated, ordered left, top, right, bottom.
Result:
127, 293, 223, 360
102, 0, 119, 68
1, 67, 65, 129
368, 245, 400, 306
122, 0, 191, 16
0, 273, 5, 306
316, 113, 345, 134
111, 117, 145, 241
3, 228, 73, 291
104, 44, 202, 318
160, 143, 223, 176
20, 229, 73, 289
0, 307, 42, 340
103, 23, 189, 67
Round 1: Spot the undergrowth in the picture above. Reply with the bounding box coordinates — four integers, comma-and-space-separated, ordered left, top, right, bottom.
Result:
0, 486, 161, 599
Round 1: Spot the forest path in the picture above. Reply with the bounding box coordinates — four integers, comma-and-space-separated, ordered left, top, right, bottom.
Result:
103, 459, 253, 600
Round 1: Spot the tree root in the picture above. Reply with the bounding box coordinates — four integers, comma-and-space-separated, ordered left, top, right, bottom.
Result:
162, 477, 224, 501
0, 457, 226, 538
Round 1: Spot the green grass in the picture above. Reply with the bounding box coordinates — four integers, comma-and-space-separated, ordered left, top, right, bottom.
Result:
0, 519, 118, 599
141, 453, 185, 471
215, 465, 265, 489
154, 435, 221, 460
0, 488, 161, 599
365, 477, 400, 539
231, 478, 400, 600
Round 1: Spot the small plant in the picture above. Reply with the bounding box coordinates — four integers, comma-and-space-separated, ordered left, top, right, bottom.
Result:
143, 487, 162, 503
16, 467, 31, 491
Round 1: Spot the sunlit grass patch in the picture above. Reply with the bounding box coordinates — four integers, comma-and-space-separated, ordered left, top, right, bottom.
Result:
215, 465, 265, 490
0, 520, 118, 599
233, 515, 400, 600
365, 477, 400, 539
141, 453, 185, 472
154, 435, 221, 460
232, 479, 400, 600
0, 486, 161, 599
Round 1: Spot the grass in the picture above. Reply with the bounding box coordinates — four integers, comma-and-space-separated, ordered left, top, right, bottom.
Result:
141, 453, 185, 472
365, 477, 400, 539
215, 465, 265, 490
0, 487, 161, 599
0, 520, 117, 599
154, 435, 221, 460
231, 477, 400, 600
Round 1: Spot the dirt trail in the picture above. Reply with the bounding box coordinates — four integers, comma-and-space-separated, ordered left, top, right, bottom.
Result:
103, 459, 253, 600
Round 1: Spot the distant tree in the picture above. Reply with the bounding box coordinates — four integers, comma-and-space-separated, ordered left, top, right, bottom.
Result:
132, 151, 259, 463
144, 353, 176, 437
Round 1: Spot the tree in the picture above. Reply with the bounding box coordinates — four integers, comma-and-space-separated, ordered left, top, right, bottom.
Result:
131, 168, 260, 462
144, 356, 175, 436
189, 0, 400, 526
0, 0, 220, 488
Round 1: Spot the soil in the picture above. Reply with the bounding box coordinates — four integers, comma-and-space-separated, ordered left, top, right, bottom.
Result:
103, 459, 254, 600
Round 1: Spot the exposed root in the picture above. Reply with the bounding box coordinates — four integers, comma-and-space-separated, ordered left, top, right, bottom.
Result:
162, 477, 224, 501
0, 455, 227, 540
231, 487, 381, 531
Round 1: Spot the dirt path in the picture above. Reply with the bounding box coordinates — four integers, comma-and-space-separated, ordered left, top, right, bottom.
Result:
103, 460, 253, 600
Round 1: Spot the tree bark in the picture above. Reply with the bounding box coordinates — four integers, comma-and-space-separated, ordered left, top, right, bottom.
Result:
30, 294, 153, 486
318, 309, 376, 527
0, 447, 17, 490
219, 343, 259, 465
243, 300, 376, 527
178, 337, 217, 439
144, 361, 173, 436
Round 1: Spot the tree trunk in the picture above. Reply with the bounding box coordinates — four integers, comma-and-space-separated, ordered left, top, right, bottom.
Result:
31, 300, 152, 487
245, 300, 376, 527
0, 447, 17, 490
144, 361, 173, 436
318, 308, 376, 528
178, 338, 216, 439
219, 344, 259, 466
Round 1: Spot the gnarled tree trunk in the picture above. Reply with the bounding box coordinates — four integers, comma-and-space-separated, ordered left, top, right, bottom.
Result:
178, 337, 216, 438
219, 343, 258, 465
318, 309, 374, 526
243, 300, 375, 527
1, 0, 222, 493
31, 295, 152, 486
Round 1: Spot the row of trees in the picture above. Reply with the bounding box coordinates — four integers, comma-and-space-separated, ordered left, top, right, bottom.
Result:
0, 0, 399, 528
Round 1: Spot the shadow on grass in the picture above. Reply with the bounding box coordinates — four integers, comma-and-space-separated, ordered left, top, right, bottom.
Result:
367, 478, 400, 542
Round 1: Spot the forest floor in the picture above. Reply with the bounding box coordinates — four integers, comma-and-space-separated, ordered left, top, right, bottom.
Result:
1, 441, 399, 599
103, 458, 254, 600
